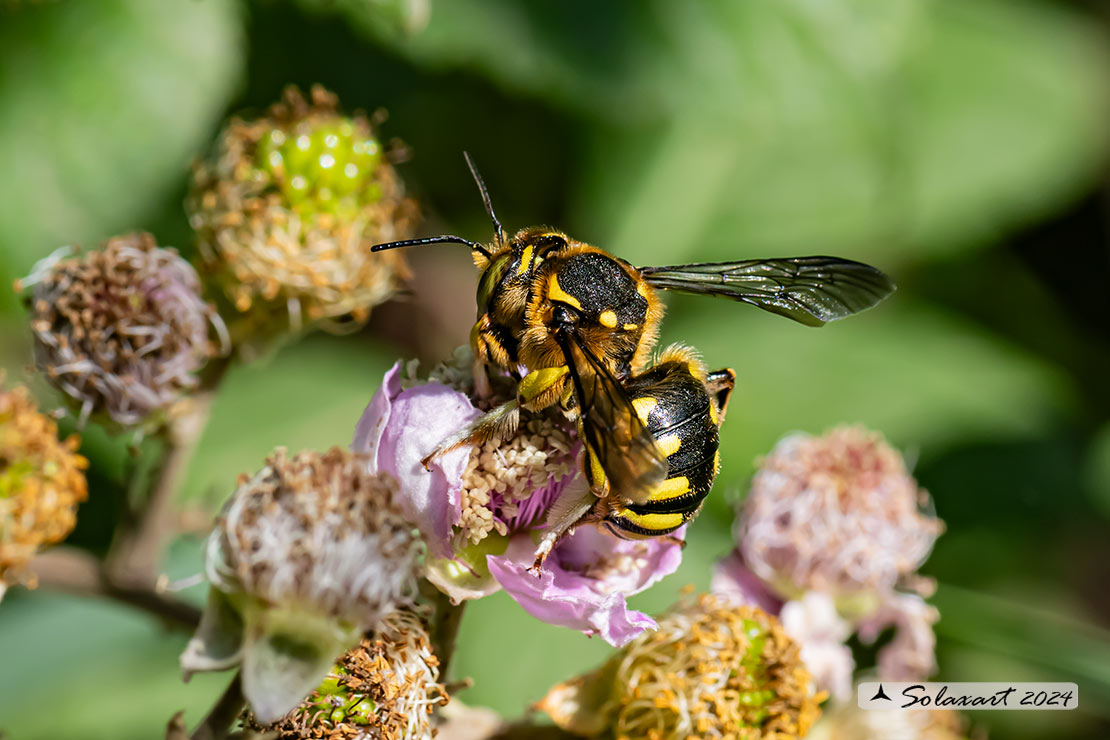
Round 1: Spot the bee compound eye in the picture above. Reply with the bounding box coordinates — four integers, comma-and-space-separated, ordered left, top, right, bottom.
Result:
552, 304, 578, 327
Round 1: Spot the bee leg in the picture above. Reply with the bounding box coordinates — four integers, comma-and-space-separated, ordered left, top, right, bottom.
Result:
472, 361, 492, 399
530, 476, 595, 571
420, 399, 520, 469
659, 534, 687, 549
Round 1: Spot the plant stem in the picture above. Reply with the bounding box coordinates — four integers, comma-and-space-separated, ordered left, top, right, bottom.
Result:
190, 671, 244, 740
107, 354, 231, 588
29, 547, 201, 630
430, 587, 467, 682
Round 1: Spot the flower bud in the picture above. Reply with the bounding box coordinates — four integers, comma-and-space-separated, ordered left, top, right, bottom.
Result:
188, 85, 415, 331
736, 426, 944, 610
0, 385, 88, 597
181, 447, 423, 724
539, 593, 823, 740
248, 608, 448, 740
19, 232, 226, 429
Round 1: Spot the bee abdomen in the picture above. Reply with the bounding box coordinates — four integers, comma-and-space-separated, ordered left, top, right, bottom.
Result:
604, 361, 724, 537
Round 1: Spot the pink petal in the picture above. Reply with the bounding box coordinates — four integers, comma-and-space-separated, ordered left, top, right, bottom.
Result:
351, 361, 403, 469
487, 528, 684, 647
353, 364, 479, 558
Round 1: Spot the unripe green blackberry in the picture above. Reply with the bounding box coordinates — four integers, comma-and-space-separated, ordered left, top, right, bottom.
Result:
247, 609, 448, 740
188, 85, 415, 331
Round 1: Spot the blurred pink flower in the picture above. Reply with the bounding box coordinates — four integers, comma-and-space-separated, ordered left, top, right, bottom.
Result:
735, 426, 943, 603
780, 592, 855, 701
710, 548, 783, 614
713, 425, 945, 696
857, 592, 939, 681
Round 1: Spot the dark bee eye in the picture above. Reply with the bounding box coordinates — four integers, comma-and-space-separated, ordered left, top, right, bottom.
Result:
552, 304, 577, 326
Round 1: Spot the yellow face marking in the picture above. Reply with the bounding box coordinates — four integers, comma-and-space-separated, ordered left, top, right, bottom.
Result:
623, 323, 638, 331
518, 366, 569, 403
631, 397, 657, 425
599, 309, 618, 328
546, 274, 582, 310
587, 447, 608, 489
649, 475, 689, 501
516, 244, 534, 275
655, 433, 681, 458
615, 509, 685, 532
709, 401, 720, 426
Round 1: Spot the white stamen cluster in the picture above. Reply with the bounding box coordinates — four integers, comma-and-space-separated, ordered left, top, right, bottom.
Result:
207, 447, 421, 626
456, 416, 575, 546
737, 426, 944, 600
20, 233, 226, 427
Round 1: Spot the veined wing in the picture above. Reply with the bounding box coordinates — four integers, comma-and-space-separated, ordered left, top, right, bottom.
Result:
555, 329, 667, 505
639, 256, 895, 326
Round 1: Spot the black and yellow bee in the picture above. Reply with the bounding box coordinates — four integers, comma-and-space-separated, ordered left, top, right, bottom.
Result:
372, 155, 894, 562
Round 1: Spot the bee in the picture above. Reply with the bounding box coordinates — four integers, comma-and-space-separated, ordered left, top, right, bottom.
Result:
372, 155, 894, 562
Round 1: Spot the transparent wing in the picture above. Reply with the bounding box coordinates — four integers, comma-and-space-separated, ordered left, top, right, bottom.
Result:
556, 330, 667, 505
639, 256, 895, 327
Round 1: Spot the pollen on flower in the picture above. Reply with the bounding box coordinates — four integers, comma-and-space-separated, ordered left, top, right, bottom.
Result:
456, 415, 575, 547
0, 385, 88, 595
18, 233, 226, 428
187, 85, 416, 330
737, 425, 944, 601
250, 609, 449, 740
209, 447, 422, 625
541, 593, 823, 740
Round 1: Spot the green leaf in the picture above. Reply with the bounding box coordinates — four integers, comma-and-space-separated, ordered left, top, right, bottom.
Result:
0, 0, 244, 282
933, 583, 1110, 707
1084, 423, 1110, 519
652, 294, 1077, 520
180, 334, 397, 512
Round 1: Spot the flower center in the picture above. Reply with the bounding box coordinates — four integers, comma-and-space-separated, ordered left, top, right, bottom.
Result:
456, 416, 575, 547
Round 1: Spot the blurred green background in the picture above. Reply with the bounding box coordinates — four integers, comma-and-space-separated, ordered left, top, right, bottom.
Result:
1, 0, 1108, 738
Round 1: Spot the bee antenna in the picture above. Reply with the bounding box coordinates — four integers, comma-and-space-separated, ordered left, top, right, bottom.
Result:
370, 235, 492, 260
463, 152, 506, 248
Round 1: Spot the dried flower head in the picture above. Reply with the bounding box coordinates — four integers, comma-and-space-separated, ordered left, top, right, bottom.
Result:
539, 594, 823, 740
250, 609, 448, 740
19, 233, 226, 428
808, 697, 971, 740
0, 385, 88, 596
188, 85, 415, 330
736, 426, 944, 606
182, 447, 423, 724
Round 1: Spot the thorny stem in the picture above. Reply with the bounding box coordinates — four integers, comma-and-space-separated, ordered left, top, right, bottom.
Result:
189, 671, 245, 740
29, 547, 201, 630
